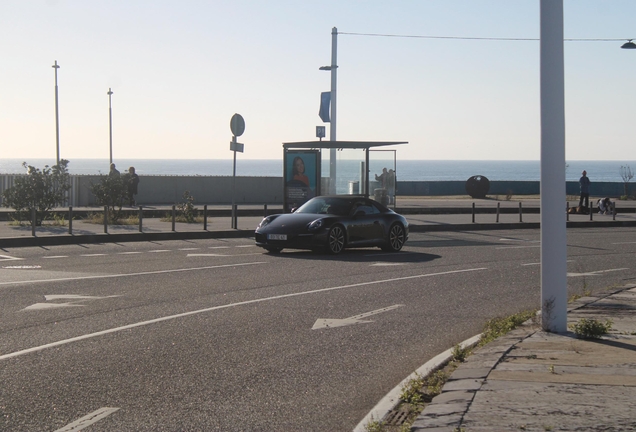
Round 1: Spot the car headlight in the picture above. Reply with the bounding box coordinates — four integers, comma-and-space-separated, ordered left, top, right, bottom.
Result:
257, 216, 274, 229
307, 219, 324, 231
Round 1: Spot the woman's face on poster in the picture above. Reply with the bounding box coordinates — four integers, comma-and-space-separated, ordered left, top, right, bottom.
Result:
294, 157, 305, 174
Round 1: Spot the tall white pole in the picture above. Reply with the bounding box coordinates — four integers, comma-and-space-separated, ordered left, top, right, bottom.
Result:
52, 60, 60, 165
108, 88, 113, 164
540, 0, 567, 332
330, 27, 338, 194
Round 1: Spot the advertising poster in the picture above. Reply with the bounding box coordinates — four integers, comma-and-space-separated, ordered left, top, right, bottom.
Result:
284, 150, 320, 212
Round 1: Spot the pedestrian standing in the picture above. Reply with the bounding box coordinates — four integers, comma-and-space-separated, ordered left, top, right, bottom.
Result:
109, 163, 120, 178
578, 170, 591, 209
127, 166, 140, 206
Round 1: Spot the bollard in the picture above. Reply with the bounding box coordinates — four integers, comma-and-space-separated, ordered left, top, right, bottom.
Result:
264, 204, 268, 218
496, 202, 500, 223
472, 203, 475, 223
138, 206, 143, 232
203, 205, 208, 231
613, 202, 616, 221
519, 202, 523, 223
104, 206, 108, 233
172, 205, 176, 232
31, 207, 36, 237
566, 202, 569, 222
233, 204, 238, 229
69, 206, 73, 234
590, 204, 593, 221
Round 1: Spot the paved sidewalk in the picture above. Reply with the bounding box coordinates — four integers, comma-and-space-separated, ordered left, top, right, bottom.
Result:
1, 197, 636, 248
411, 285, 636, 431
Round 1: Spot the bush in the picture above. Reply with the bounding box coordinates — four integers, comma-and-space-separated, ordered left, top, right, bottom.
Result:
569, 318, 612, 339
89, 174, 129, 223
1, 160, 71, 226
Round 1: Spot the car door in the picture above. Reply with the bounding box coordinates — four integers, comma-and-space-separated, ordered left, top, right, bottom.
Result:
347, 199, 383, 245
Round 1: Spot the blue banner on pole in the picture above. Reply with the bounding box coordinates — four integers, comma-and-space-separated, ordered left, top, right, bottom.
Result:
319, 92, 331, 123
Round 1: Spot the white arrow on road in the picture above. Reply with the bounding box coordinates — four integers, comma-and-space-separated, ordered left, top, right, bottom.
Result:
312, 304, 404, 330
22, 295, 121, 311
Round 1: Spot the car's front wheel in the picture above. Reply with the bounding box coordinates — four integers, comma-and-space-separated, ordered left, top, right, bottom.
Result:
327, 225, 346, 254
382, 223, 405, 252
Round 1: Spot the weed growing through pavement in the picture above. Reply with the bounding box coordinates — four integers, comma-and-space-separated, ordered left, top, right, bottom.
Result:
479, 310, 536, 347
451, 343, 471, 362
570, 318, 613, 339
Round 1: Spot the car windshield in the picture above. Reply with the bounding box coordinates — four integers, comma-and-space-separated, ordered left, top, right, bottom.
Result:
295, 197, 352, 216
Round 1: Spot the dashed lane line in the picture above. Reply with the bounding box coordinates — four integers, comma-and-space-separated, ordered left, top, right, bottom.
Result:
0, 261, 266, 287
0, 267, 486, 361
54, 407, 120, 432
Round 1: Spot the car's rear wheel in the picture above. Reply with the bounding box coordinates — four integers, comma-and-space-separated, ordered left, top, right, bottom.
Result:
382, 223, 405, 252
327, 225, 345, 254
264, 246, 282, 254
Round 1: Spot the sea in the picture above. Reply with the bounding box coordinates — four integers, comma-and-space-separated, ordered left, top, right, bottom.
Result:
1, 158, 633, 183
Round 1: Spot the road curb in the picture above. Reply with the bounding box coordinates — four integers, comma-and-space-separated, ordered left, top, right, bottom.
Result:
352, 334, 482, 432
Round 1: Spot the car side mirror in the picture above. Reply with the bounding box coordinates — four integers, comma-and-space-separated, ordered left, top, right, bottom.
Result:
290, 207, 298, 213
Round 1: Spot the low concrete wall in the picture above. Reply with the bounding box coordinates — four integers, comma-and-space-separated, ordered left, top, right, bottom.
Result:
0, 175, 628, 207
397, 180, 626, 197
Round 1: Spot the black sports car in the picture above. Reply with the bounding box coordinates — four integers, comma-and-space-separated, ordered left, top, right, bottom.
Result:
255, 196, 409, 254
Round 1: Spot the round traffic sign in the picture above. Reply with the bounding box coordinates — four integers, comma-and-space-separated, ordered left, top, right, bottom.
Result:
230, 113, 245, 137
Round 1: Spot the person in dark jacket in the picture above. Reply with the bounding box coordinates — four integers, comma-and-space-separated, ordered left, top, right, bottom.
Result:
578, 170, 591, 209
127, 166, 140, 206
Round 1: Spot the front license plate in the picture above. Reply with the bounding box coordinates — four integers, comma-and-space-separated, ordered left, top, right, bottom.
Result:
268, 234, 287, 241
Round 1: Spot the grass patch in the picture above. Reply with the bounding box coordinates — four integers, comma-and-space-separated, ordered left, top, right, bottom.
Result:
478, 310, 536, 347
160, 214, 205, 224
84, 213, 139, 225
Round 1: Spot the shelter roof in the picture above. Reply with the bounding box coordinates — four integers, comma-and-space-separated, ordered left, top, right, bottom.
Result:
282, 140, 407, 150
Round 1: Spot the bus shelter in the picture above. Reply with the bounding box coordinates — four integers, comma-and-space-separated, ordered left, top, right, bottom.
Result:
282, 140, 407, 212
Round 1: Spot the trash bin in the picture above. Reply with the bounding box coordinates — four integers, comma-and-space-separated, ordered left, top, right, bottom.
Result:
349, 181, 359, 195
374, 188, 388, 205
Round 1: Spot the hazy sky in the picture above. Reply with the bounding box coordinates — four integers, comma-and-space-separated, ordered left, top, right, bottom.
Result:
1, 0, 635, 161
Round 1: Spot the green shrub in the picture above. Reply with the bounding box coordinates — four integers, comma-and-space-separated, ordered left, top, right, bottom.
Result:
569, 318, 612, 339
1, 160, 71, 226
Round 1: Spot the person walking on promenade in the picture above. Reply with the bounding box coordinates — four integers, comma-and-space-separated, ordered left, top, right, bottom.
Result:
109, 163, 120, 178
127, 166, 140, 206
579, 170, 591, 209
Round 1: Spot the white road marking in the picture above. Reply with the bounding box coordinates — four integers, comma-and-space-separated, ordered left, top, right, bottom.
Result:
499, 238, 539, 242
43, 256, 69, 259
44, 295, 120, 301
522, 260, 575, 266
495, 245, 540, 249
208, 246, 230, 249
236, 245, 255, 248
567, 268, 629, 277
187, 254, 228, 257
0, 262, 266, 287
23, 303, 84, 310
117, 252, 142, 255
0, 254, 22, 261
149, 249, 170, 253
178, 248, 200, 251
612, 241, 636, 245
0, 267, 486, 360
80, 254, 106, 257
312, 304, 404, 330
2, 265, 42, 269
22, 295, 122, 311
54, 407, 120, 432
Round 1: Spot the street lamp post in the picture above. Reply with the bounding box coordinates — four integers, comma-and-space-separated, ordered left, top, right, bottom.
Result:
108, 88, 114, 164
319, 27, 338, 194
52, 60, 60, 165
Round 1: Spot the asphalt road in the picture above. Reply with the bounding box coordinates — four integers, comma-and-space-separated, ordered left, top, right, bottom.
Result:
1, 227, 635, 431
